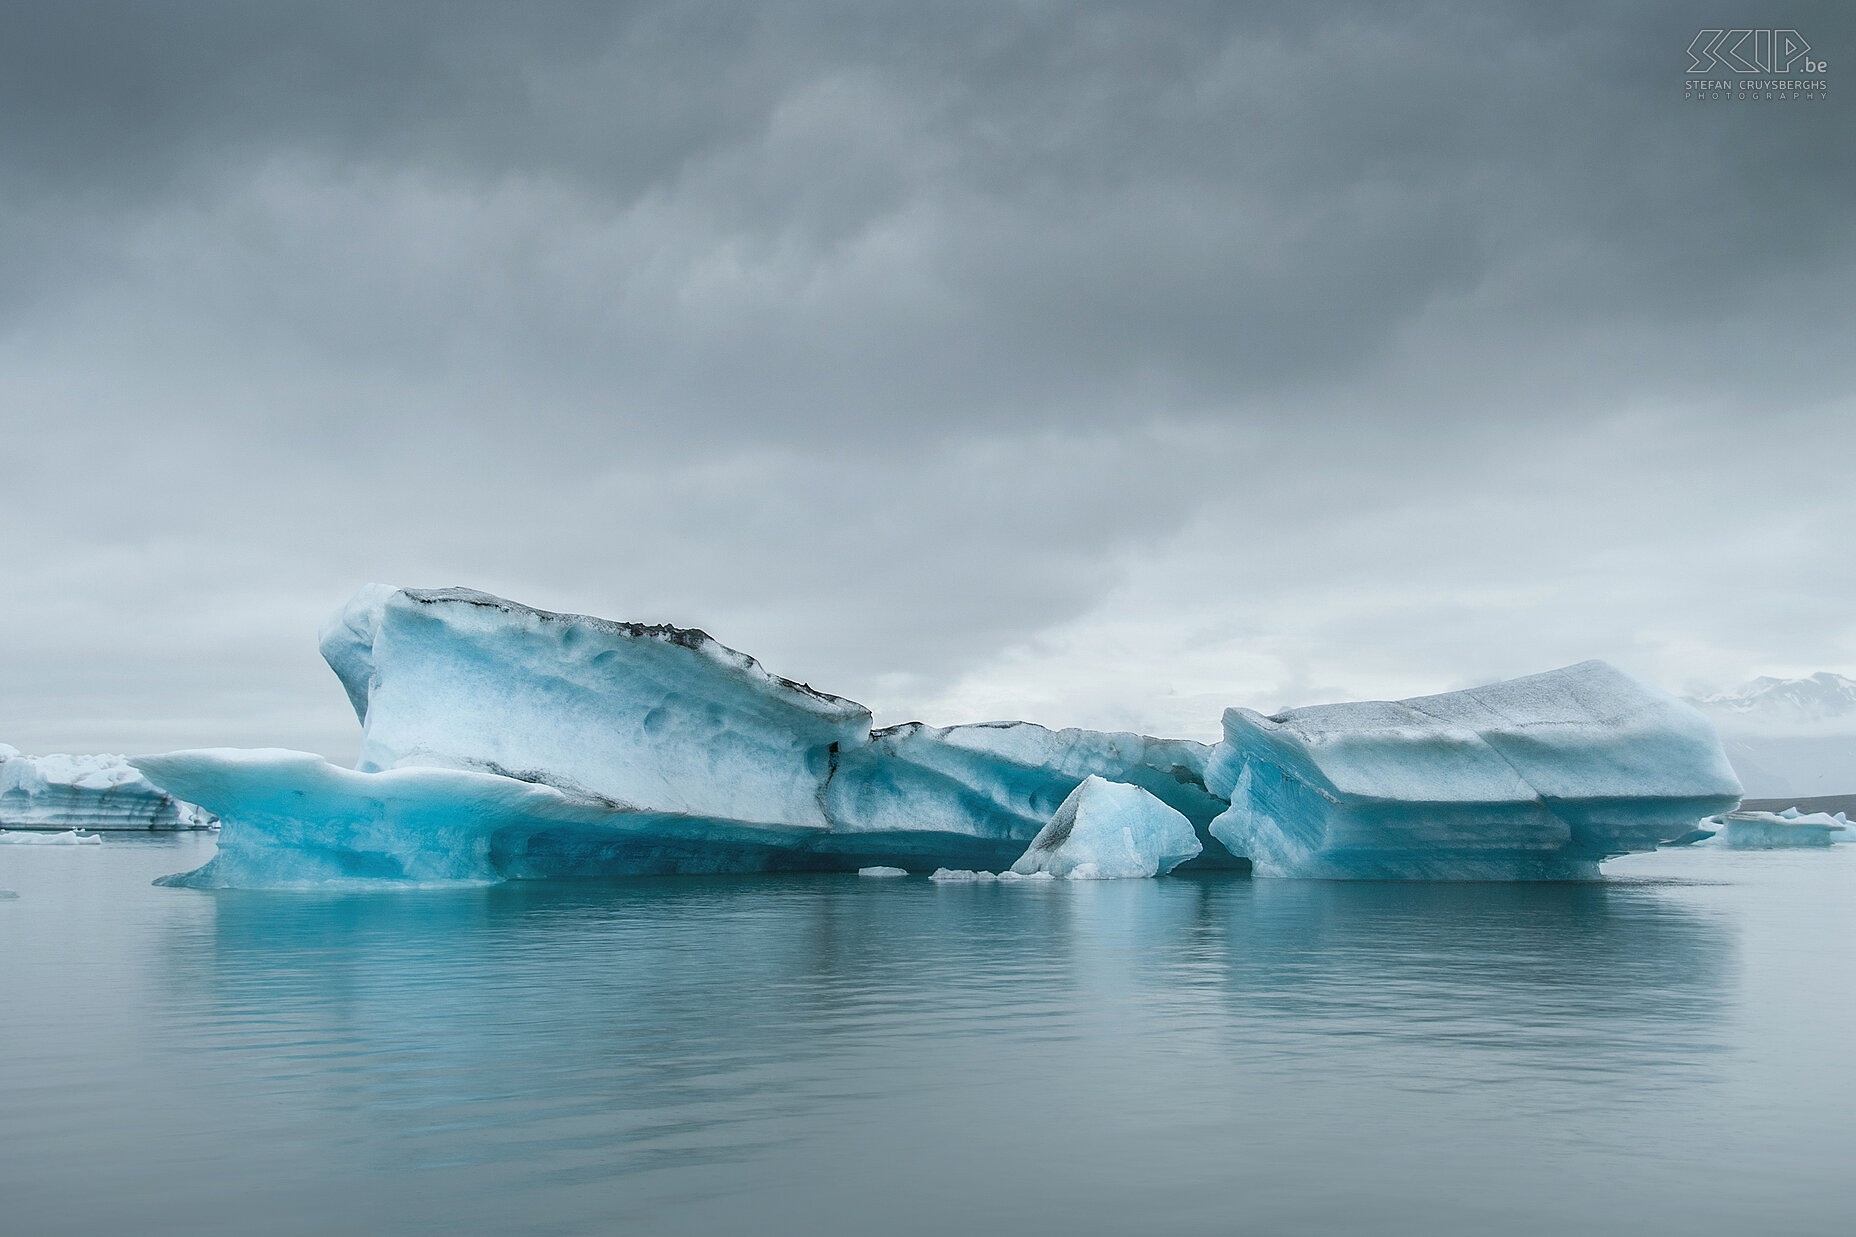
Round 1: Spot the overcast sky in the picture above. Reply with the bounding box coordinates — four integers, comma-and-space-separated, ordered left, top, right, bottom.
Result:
2, 1, 1852, 762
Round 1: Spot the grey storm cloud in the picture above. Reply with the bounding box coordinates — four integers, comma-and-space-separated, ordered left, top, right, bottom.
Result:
1, 1, 1852, 759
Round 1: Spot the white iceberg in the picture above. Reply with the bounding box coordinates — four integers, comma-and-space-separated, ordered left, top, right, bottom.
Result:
1711, 810, 1847, 849
0, 829, 104, 845
927, 868, 1054, 883
1, 744, 215, 831
1009, 776, 1201, 879
857, 866, 909, 877
1202, 661, 1743, 880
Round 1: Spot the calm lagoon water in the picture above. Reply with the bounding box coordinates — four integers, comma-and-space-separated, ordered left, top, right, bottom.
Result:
2, 834, 1852, 1237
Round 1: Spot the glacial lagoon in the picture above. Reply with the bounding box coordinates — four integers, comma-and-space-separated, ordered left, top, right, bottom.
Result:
2, 834, 1851, 1237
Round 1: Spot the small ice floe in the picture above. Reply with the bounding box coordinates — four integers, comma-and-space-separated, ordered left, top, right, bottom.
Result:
928, 868, 1056, 883
857, 866, 909, 877
0, 889, 18, 900
0, 829, 103, 845
1710, 811, 1845, 849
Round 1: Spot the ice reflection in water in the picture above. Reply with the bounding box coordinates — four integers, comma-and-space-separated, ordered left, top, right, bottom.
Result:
2, 835, 1851, 1237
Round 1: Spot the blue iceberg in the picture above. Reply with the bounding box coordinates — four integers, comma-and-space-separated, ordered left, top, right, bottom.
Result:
1203, 661, 1744, 879
137, 586, 1743, 888
1009, 776, 1202, 879
145, 586, 1238, 887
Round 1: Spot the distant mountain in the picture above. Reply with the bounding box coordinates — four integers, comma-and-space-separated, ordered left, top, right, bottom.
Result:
1689, 672, 1856, 732
1686, 673, 1856, 800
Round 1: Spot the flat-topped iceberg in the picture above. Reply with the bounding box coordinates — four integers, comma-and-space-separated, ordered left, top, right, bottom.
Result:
0, 829, 104, 845
1709, 810, 1849, 849
1202, 661, 1743, 879
136, 586, 1744, 888
1009, 776, 1201, 879
1, 745, 215, 831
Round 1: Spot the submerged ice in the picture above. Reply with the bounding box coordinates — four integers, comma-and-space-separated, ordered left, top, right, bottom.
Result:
136, 586, 1745, 888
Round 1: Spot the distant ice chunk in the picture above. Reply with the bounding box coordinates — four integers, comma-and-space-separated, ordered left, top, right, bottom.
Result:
0, 889, 18, 900
1008, 776, 1201, 879
1, 745, 215, 831
1203, 661, 1743, 880
1715, 810, 1846, 848
857, 866, 908, 877
0, 829, 103, 846
927, 868, 1054, 883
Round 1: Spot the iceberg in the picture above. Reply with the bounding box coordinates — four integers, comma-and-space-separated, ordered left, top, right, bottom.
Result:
134, 586, 1746, 888
142, 586, 1243, 888
315, 585, 1236, 849
927, 868, 1053, 883
0, 829, 104, 845
1766, 807, 1856, 837
1009, 776, 1201, 879
857, 866, 909, 877
1202, 661, 1743, 879
1710, 810, 1848, 849
0, 746, 215, 831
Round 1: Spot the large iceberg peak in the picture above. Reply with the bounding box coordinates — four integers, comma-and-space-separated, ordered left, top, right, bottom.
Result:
318, 582, 397, 723
315, 583, 876, 830
317, 584, 869, 734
